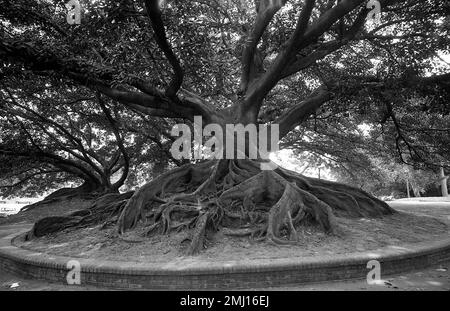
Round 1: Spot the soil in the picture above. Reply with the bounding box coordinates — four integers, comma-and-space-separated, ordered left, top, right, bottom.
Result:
16, 210, 449, 263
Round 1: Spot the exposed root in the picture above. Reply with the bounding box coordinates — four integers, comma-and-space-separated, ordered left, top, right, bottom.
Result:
117, 161, 215, 234
26, 192, 133, 240
28, 159, 395, 255
266, 183, 300, 245
186, 212, 210, 255
20, 185, 101, 213
276, 167, 395, 217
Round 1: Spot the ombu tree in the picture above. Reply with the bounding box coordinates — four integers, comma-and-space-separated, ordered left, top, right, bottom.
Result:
1, 0, 449, 253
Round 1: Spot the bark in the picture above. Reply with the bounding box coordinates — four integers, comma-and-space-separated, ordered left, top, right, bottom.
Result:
25, 191, 133, 240
20, 181, 114, 213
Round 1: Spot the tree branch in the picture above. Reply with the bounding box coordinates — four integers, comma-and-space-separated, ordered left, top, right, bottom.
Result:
2, 88, 109, 179
240, 0, 288, 93
280, 7, 368, 79
144, 0, 184, 97
276, 86, 333, 139
97, 93, 130, 190
0, 170, 61, 189
0, 37, 214, 121
242, 0, 366, 114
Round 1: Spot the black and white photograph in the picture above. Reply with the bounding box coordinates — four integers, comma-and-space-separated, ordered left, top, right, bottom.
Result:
0, 0, 449, 299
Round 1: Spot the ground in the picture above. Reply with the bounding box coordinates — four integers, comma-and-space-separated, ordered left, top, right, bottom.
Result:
14, 211, 448, 263
0, 197, 449, 291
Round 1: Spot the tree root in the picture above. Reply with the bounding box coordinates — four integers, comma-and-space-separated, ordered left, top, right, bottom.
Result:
26, 192, 133, 240
186, 212, 210, 255
27, 159, 395, 254
19, 185, 102, 213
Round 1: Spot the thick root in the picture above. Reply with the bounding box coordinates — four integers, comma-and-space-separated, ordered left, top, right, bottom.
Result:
118, 161, 216, 233
26, 192, 133, 239
20, 184, 102, 213
220, 170, 338, 244
186, 212, 210, 255
266, 183, 300, 245
276, 167, 396, 217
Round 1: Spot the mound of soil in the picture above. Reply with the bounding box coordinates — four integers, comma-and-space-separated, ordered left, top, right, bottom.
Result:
16, 211, 449, 263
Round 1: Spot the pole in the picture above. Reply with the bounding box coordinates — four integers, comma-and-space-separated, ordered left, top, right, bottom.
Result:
439, 166, 449, 197
406, 179, 410, 198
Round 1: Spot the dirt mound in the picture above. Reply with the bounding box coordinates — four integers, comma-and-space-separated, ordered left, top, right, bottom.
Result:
16, 211, 448, 263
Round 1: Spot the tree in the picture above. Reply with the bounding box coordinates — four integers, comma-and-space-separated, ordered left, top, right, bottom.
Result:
0, 72, 176, 204
1, 0, 449, 254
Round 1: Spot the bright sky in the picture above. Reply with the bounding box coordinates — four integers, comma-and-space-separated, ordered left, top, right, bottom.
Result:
270, 149, 335, 181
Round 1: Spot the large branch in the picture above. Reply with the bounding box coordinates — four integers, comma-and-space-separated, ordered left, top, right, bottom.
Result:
144, 0, 184, 97
276, 69, 450, 140
242, 0, 367, 114
280, 7, 368, 79
0, 170, 61, 190
341, 72, 450, 92
0, 147, 100, 184
97, 94, 130, 190
240, 0, 288, 93
95, 84, 185, 117
276, 86, 333, 139
0, 37, 215, 121
283, 0, 317, 58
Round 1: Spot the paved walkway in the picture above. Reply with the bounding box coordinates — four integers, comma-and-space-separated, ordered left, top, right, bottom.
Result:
0, 200, 449, 291
279, 199, 450, 291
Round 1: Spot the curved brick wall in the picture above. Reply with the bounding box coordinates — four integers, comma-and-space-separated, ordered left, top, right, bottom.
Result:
1, 229, 450, 289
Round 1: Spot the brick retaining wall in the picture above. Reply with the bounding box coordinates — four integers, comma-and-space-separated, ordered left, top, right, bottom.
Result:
1, 229, 450, 289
